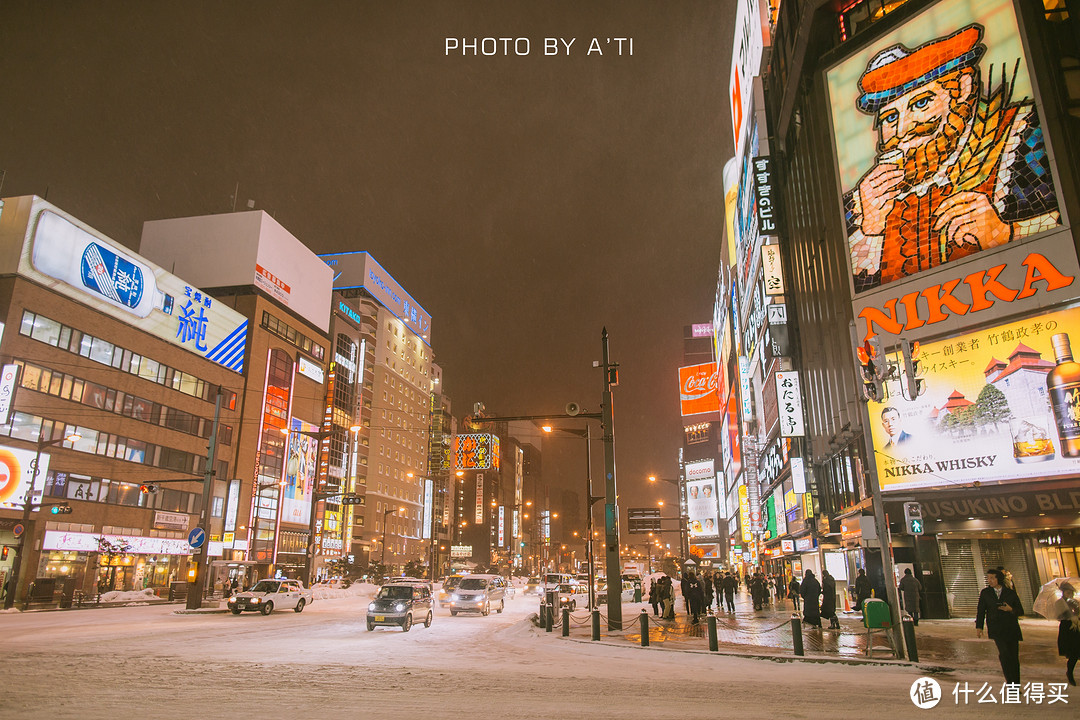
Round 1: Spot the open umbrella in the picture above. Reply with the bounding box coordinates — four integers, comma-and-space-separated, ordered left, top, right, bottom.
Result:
1033, 577, 1080, 619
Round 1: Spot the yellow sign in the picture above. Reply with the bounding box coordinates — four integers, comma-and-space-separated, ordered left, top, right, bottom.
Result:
738, 484, 751, 543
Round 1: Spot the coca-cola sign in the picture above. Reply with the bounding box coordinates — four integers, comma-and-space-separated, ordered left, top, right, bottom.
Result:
679, 362, 722, 416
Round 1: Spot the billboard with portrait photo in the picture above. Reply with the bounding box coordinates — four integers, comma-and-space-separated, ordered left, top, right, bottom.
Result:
870, 303, 1080, 491
826, 0, 1063, 296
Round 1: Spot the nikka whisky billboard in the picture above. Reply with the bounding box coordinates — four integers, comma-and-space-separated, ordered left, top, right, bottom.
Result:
870, 303, 1080, 491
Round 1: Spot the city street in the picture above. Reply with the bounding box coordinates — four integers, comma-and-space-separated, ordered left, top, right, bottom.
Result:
1, 589, 1076, 718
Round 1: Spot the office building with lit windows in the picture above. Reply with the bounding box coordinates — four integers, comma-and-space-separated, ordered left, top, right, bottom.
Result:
320, 252, 433, 575
140, 210, 333, 585
0, 196, 246, 605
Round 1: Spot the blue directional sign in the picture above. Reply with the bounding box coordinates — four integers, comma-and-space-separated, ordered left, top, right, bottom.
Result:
188, 527, 206, 549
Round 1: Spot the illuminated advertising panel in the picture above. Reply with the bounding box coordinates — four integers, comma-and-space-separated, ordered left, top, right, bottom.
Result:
687, 479, 720, 538
826, 0, 1063, 296
0, 363, 18, 425
762, 243, 784, 296
679, 363, 722, 416
319, 251, 432, 345
498, 506, 505, 547
422, 478, 433, 541
775, 371, 805, 437
281, 419, 320, 526
870, 304, 1080, 491
455, 434, 501, 470
0, 445, 51, 509
1, 198, 248, 372
729, 0, 763, 161
738, 484, 751, 543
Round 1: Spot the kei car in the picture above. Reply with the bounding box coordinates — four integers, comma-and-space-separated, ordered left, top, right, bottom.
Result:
367, 582, 434, 631
227, 579, 313, 615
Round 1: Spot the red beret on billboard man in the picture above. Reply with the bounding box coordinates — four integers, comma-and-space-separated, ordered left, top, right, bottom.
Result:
845, 23, 1061, 292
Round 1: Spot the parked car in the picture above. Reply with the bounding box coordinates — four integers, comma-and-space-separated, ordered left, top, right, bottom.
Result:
367, 582, 434, 631
446, 574, 506, 616
596, 580, 636, 604
228, 579, 313, 615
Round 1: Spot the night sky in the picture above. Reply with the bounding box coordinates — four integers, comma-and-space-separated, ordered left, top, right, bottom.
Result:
0, 1, 735, 529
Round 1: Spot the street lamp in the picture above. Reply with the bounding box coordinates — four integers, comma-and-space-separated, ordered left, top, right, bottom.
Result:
3, 430, 81, 610
381, 506, 406, 568
541, 424, 604, 610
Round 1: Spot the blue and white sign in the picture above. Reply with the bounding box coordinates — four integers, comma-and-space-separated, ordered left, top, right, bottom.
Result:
319, 251, 431, 345
187, 527, 206, 550
7, 198, 249, 373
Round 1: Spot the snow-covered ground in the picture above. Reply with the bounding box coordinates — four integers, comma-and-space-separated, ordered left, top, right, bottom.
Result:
0, 590, 1073, 718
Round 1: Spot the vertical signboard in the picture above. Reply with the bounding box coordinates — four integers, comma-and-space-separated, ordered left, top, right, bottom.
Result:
282, 419, 319, 526
498, 506, 505, 547
775, 371, 805, 437
474, 472, 484, 523
422, 478, 433, 541
738, 484, 752, 543
0, 364, 19, 425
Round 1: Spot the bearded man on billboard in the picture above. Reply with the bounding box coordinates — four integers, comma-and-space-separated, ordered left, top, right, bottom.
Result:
845, 24, 1060, 292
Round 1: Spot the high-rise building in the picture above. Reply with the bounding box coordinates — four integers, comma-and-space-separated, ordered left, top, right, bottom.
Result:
737, 0, 1080, 617
319, 252, 433, 575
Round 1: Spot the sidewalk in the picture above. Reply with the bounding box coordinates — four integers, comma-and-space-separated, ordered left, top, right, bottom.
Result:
554, 590, 1068, 675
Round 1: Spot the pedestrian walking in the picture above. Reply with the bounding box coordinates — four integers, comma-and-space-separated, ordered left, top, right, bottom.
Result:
800, 570, 821, 628
713, 572, 723, 611
649, 577, 660, 616
976, 568, 1024, 685
703, 571, 715, 611
821, 570, 840, 629
1056, 582, 1079, 686
723, 572, 736, 613
685, 572, 705, 624
898, 568, 923, 626
680, 572, 691, 614
854, 568, 872, 612
774, 574, 786, 609
788, 576, 801, 612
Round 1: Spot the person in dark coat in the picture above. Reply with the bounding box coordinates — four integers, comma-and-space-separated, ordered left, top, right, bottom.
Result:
821, 570, 840, 629
898, 568, 924, 626
976, 568, 1025, 684
703, 570, 715, 611
713, 572, 724, 611
661, 576, 676, 620
800, 570, 821, 628
722, 572, 736, 613
648, 578, 661, 616
685, 572, 706, 624
853, 568, 872, 612
1056, 582, 1080, 686
680, 572, 691, 613
788, 576, 801, 612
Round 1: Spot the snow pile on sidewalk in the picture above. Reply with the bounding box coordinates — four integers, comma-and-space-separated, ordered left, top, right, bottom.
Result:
310, 581, 378, 601
98, 588, 159, 603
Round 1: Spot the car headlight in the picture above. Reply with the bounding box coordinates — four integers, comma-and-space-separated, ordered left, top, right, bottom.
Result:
452, 594, 460, 601
253, 597, 262, 603
368, 602, 376, 611
395, 603, 406, 612
227, 597, 236, 604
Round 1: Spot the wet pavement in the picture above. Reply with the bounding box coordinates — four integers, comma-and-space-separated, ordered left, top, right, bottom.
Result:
554, 591, 1069, 675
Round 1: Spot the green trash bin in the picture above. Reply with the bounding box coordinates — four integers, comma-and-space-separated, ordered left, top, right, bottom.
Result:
862, 598, 891, 628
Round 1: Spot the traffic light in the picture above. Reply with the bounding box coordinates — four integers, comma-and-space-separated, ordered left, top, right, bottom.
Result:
857, 335, 886, 401
903, 502, 924, 535
49, 504, 73, 515
1, 546, 8, 560
901, 339, 926, 401
139, 484, 157, 494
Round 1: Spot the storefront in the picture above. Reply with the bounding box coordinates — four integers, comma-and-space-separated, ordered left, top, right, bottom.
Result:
38, 529, 193, 595
886, 481, 1080, 617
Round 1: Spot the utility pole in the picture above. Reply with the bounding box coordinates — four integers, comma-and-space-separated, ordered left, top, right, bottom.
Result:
187, 391, 222, 610
601, 328, 621, 628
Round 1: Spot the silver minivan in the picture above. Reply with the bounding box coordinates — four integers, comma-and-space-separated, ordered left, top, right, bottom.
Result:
446, 574, 506, 616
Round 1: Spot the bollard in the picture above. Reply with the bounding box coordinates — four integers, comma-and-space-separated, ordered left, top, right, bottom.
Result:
707, 613, 719, 652
902, 614, 919, 663
639, 608, 650, 647
544, 603, 553, 632
562, 607, 570, 637
791, 613, 804, 656
592, 609, 601, 641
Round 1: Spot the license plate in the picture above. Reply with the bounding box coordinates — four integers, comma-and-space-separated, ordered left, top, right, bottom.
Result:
374, 615, 385, 621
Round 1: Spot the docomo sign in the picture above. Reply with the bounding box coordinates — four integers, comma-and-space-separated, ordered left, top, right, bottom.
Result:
685, 459, 715, 481
679, 362, 722, 416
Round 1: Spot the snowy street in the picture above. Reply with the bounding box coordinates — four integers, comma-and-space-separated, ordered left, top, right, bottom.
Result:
1, 589, 1075, 718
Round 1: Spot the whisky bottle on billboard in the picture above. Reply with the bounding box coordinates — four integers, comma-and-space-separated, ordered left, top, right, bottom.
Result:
1047, 333, 1080, 457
